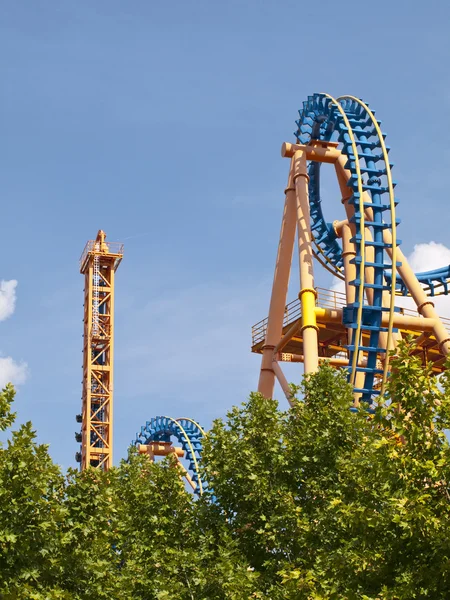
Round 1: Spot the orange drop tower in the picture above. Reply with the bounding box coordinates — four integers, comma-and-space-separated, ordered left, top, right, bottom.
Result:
76, 230, 123, 470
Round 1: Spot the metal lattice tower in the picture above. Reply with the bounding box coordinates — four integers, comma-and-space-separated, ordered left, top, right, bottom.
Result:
76, 230, 123, 470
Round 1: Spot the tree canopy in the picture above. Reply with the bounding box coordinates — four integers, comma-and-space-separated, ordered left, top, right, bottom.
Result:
1, 342, 450, 598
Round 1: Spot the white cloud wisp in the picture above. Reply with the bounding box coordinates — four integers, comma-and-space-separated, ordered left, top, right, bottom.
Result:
0, 280, 18, 321
0, 279, 28, 388
0, 357, 28, 388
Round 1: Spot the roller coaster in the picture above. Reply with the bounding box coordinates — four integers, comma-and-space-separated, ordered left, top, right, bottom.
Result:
79, 93, 450, 496
255, 93, 450, 408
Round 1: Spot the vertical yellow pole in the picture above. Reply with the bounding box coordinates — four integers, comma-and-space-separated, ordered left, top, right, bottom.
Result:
84, 264, 93, 470
293, 149, 319, 373
258, 161, 298, 398
108, 267, 115, 469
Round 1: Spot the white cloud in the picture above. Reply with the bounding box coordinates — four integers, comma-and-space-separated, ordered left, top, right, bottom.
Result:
0, 280, 18, 321
0, 356, 28, 388
0, 279, 28, 388
394, 242, 450, 319
407, 241, 450, 273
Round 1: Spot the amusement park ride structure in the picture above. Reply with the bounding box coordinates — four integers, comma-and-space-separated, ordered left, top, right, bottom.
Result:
78, 93, 450, 496
253, 93, 450, 406
76, 230, 123, 471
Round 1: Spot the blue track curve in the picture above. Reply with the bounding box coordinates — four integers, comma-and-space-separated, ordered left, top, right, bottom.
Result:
132, 416, 206, 495
296, 94, 450, 299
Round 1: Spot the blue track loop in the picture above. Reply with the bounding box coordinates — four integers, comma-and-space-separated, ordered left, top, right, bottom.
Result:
295, 95, 450, 295
132, 416, 206, 496
295, 94, 399, 401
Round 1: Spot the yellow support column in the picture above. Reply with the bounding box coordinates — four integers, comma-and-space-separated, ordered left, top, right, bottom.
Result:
293, 149, 319, 373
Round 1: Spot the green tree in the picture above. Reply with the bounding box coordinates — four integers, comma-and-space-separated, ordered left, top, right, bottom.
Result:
0, 385, 258, 599
2, 341, 450, 599
0, 384, 68, 599
112, 449, 260, 599
203, 343, 450, 599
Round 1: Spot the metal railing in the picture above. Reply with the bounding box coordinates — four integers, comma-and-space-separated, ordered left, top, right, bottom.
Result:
252, 287, 346, 346
251, 287, 450, 347
80, 240, 124, 270
393, 302, 450, 333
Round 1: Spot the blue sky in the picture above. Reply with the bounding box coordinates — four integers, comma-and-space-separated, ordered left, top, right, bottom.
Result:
1, 0, 450, 469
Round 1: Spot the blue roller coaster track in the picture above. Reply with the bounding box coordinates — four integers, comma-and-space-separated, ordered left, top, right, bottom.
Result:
132, 416, 206, 496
